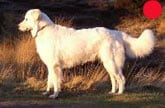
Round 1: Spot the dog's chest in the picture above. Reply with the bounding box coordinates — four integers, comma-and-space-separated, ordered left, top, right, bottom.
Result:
35, 36, 57, 64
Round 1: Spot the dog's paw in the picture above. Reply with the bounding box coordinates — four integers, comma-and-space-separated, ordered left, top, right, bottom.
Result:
42, 91, 49, 95
108, 91, 117, 95
116, 92, 123, 95
108, 91, 123, 95
108, 90, 116, 94
49, 92, 59, 99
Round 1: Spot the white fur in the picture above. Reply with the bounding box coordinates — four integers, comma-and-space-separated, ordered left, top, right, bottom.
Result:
18, 9, 155, 98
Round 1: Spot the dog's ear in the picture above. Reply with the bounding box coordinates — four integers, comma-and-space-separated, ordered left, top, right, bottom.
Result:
30, 9, 41, 37
31, 24, 38, 38
31, 9, 41, 20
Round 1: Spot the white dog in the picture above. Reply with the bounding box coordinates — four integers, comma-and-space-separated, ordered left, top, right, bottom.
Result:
18, 9, 155, 98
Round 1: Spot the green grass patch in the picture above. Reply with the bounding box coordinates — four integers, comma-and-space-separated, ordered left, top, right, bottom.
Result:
0, 85, 165, 108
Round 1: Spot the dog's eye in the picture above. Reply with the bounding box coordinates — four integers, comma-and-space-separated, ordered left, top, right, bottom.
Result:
25, 18, 28, 21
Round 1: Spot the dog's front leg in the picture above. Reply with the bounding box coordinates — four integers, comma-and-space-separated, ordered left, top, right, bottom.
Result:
47, 65, 60, 99
42, 72, 52, 95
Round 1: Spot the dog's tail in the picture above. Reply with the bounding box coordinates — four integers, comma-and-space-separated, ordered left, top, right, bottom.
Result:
122, 29, 155, 58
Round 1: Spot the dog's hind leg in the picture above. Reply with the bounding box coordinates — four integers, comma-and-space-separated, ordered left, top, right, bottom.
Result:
113, 42, 125, 94
108, 73, 117, 94
116, 68, 125, 94
103, 59, 125, 94
99, 41, 125, 94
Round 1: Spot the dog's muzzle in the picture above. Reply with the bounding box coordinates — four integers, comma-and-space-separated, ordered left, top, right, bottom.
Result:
18, 23, 31, 32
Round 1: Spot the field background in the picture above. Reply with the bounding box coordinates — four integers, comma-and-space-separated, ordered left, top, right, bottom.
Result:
0, 0, 165, 108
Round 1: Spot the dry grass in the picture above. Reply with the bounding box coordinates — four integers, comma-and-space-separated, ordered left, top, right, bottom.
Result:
125, 61, 165, 90
0, 38, 16, 63
15, 34, 38, 64
157, 8, 165, 37
63, 62, 108, 91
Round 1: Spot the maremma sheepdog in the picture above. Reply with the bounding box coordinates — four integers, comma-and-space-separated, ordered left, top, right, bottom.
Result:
18, 9, 155, 98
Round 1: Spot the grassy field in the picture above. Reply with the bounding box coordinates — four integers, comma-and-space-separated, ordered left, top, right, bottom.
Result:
0, 0, 165, 107
0, 90, 165, 108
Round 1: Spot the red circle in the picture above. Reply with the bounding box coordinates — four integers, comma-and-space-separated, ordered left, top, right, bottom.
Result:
143, 0, 162, 19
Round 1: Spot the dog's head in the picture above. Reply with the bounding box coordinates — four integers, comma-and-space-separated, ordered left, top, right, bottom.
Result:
18, 9, 53, 37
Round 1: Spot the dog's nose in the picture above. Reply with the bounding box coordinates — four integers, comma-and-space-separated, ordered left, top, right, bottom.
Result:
17, 23, 22, 30
18, 22, 22, 27
17, 23, 20, 28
